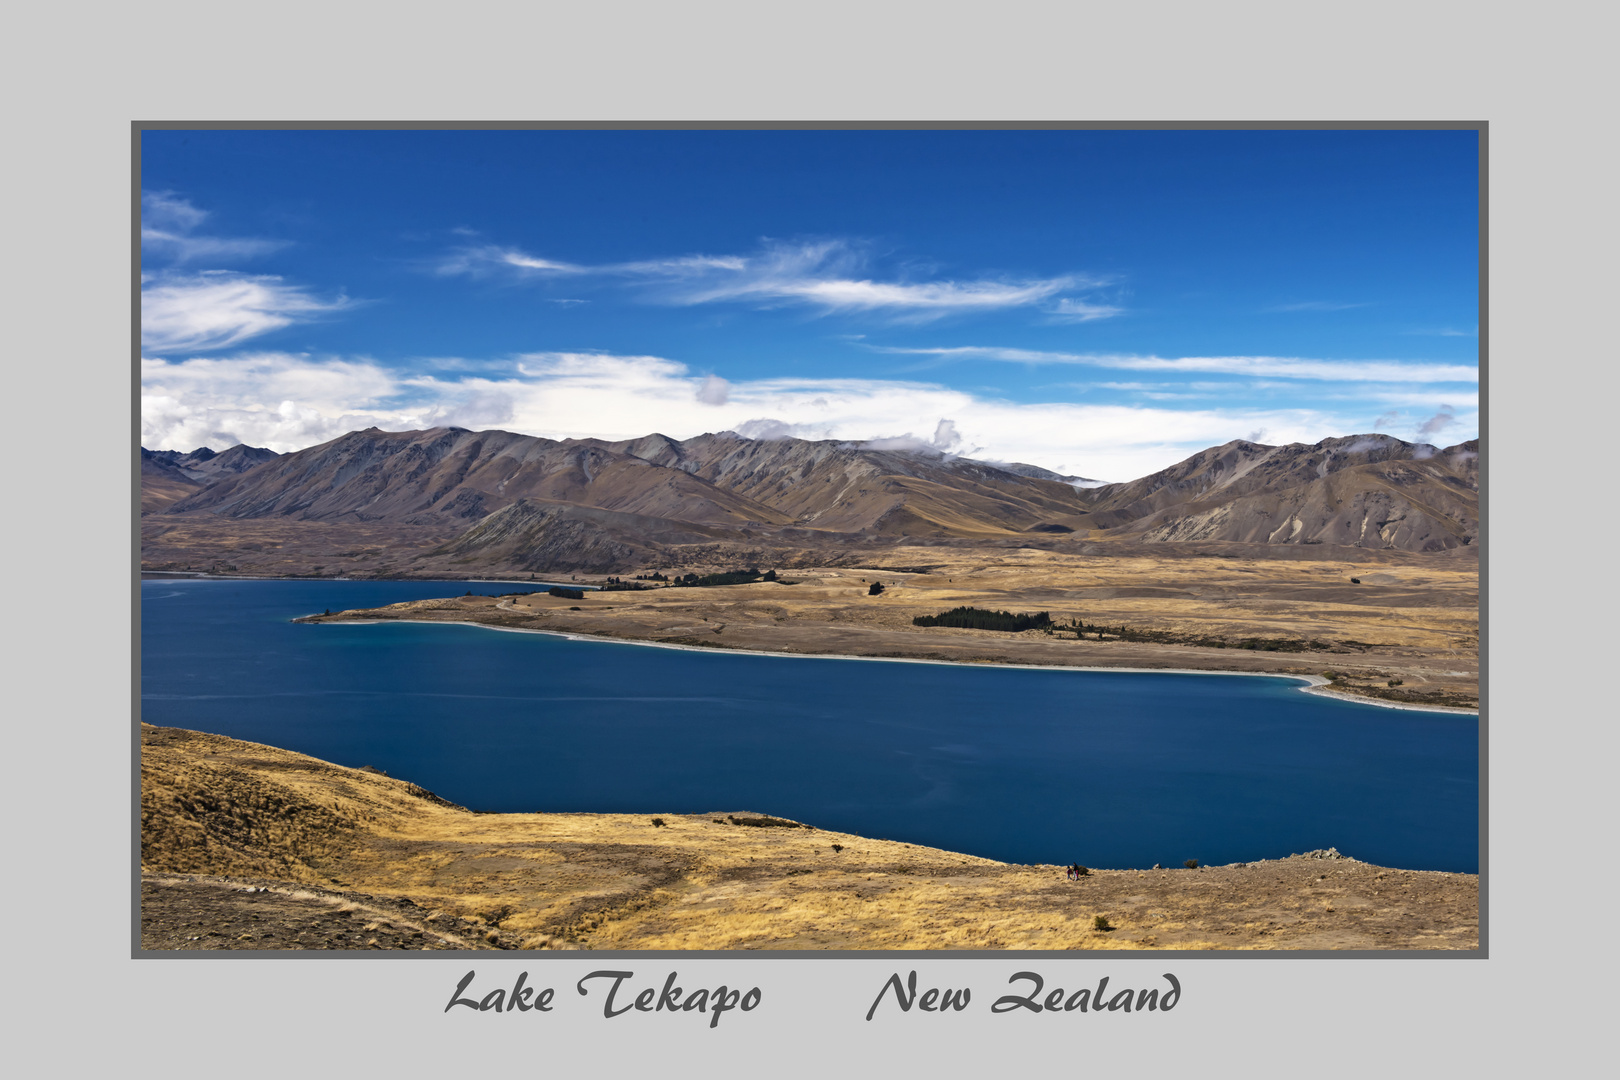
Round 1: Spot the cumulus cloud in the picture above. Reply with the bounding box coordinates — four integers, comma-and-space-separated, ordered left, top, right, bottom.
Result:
1341, 435, 1397, 454
861, 418, 968, 456
732, 418, 832, 441
435, 238, 1110, 321
695, 374, 730, 405
1415, 405, 1457, 442
141, 191, 287, 263
142, 353, 413, 452
141, 271, 355, 353
875, 345, 1479, 384
143, 349, 1406, 482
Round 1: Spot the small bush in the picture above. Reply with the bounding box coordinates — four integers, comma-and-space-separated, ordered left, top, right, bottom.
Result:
913, 606, 1053, 632
868, 581, 885, 596
651, 817, 665, 827
728, 814, 800, 828
1184, 859, 1199, 869
1075, 864, 1089, 877
831, 843, 844, 853
1387, 678, 1404, 687
1092, 915, 1113, 932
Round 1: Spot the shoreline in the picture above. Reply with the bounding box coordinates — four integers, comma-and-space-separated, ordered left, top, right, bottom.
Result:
318, 615, 1480, 716
141, 723, 1480, 950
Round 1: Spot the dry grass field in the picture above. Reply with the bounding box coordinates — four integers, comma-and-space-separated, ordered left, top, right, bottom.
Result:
303, 542, 1479, 710
141, 724, 1478, 952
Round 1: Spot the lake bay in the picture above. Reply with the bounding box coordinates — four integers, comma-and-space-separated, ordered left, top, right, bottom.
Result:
139, 579, 1480, 872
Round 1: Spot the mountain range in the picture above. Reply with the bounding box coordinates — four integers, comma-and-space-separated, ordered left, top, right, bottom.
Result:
141, 427, 1480, 573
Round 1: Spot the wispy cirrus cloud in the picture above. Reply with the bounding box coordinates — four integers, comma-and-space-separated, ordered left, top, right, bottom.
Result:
872, 345, 1478, 384
433, 238, 1113, 321
1406, 326, 1479, 338
141, 191, 288, 263
141, 271, 356, 353
1049, 297, 1126, 322
1263, 300, 1368, 313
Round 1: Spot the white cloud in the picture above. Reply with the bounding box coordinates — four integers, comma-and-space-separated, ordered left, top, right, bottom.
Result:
1264, 301, 1368, 313
141, 271, 355, 353
1050, 298, 1126, 322
142, 350, 1427, 481
695, 373, 731, 405
434, 245, 588, 277
141, 191, 286, 263
1407, 326, 1479, 338
435, 238, 1109, 321
876, 345, 1479, 384
1415, 405, 1457, 442
142, 353, 412, 452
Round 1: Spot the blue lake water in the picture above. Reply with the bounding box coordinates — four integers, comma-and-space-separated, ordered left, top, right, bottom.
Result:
139, 578, 1480, 872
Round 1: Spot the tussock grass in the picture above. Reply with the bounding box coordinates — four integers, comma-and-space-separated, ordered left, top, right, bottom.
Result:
141, 724, 1478, 951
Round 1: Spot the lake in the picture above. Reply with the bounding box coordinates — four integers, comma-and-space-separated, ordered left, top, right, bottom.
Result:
139, 578, 1480, 872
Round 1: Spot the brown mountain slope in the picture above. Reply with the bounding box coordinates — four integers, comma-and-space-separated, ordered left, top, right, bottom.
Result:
155, 426, 1095, 539
142, 427, 1481, 572
1120, 459, 1478, 551
432, 499, 744, 573
605, 431, 1093, 535
168, 427, 792, 527
1081, 435, 1479, 550
141, 452, 203, 513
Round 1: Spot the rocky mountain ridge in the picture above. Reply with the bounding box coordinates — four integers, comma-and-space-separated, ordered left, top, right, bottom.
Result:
142, 427, 1480, 572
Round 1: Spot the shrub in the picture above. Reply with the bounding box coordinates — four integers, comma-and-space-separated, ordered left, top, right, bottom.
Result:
1075, 864, 1089, 877
1092, 915, 1113, 932
831, 843, 844, 853
1387, 678, 1404, 687
868, 582, 885, 596
1184, 859, 1199, 869
728, 814, 800, 828
913, 606, 1053, 632
673, 568, 772, 588
651, 817, 665, 828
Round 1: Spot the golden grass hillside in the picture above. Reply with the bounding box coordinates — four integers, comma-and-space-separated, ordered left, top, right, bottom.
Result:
140, 724, 1478, 951
304, 544, 1479, 710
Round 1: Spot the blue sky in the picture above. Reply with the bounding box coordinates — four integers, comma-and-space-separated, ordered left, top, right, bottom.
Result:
140, 129, 1479, 481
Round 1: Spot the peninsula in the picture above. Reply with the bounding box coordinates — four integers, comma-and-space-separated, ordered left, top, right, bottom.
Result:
146, 426, 1481, 709
298, 546, 1479, 711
